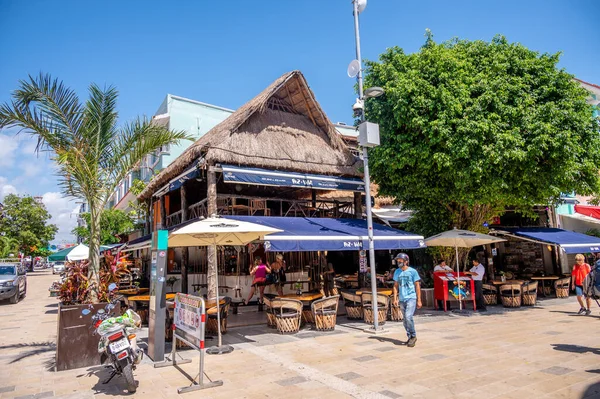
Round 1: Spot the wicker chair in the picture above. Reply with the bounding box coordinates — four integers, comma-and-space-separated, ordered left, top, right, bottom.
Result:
361, 292, 388, 326
263, 294, 276, 328
206, 297, 231, 335
388, 303, 403, 321
311, 295, 339, 331
522, 281, 538, 306
555, 277, 571, 298
340, 290, 363, 320
482, 284, 498, 306
500, 284, 522, 308
271, 298, 303, 334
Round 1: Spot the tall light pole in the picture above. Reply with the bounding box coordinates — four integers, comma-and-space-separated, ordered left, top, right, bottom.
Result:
351, 0, 384, 332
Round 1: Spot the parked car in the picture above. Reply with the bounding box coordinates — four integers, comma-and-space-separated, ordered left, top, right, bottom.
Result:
53, 262, 66, 275
0, 264, 27, 304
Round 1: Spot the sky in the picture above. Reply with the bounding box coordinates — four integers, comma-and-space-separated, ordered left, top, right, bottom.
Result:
0, 0, 598, 244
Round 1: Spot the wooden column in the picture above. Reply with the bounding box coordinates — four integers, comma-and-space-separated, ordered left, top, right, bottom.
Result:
311, 189, 317, 208
207, 165, 218, 299
145, 200, 151, 235
180, 184, 189, 294
159, 196, 167, 230
354, 192, 362, 219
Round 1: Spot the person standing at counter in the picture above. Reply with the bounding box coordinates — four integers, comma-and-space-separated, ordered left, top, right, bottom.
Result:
392, 253, 422, 347
464, 258, 486, 311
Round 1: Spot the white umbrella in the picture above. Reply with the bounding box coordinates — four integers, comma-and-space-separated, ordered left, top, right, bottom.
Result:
425, 229, 505, 310
66, 243, 90, 261
169, 217, 282, 354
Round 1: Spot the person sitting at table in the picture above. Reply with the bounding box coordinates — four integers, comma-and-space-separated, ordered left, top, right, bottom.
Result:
434, 259, 453, 273
270, 254, 286, 296
433, 259, 453, 310
243, 257, 271, 305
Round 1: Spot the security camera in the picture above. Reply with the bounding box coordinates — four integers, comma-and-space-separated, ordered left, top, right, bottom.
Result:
352, 98, 364, 118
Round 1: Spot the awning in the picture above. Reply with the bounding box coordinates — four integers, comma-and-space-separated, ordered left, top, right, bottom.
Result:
575, 204, 600, 220
154, 160, 203, 197
493, 227, 600, 254
224, 216, 426, 252
221, 165, 365, 192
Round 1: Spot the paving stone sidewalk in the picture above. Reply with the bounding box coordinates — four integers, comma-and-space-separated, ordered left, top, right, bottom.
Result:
1, 270, 599, 399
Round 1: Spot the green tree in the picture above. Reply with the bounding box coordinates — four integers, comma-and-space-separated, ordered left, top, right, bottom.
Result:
0, 74, 192, 302
364, 35, 600, 239
0, 194, 57, 255
0, 236, 19, 258
73, 209, 135, 245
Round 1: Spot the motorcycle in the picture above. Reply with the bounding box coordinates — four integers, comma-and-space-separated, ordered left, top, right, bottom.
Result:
82, 283, 143, 393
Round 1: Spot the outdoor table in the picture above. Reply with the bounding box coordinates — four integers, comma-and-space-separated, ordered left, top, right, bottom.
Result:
117, 287, 149, 295
490, 280, 524, 286
355, 288, 394, 296
279, 292, 323, 324
126, 293, 177, 310
530, 276, 559, 297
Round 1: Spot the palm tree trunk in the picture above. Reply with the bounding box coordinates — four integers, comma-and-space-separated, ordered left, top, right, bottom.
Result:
88, 203, 102, 303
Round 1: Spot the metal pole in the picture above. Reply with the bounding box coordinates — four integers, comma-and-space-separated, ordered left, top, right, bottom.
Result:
353, 0, 380, 331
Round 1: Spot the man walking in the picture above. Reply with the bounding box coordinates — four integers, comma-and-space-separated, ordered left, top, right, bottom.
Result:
392, 253, 422, 347
465, 258, 486, 311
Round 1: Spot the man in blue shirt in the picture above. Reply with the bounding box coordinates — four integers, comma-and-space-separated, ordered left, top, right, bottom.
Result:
392, 253, 422, 347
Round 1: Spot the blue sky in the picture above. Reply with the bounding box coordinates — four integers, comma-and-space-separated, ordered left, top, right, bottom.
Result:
0, 0, 598, 243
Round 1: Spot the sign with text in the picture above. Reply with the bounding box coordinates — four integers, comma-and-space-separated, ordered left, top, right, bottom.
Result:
359, 250, 367, 273
174, 293, 204, 350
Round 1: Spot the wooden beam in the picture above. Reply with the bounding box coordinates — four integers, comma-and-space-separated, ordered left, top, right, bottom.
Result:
207, 165, 218, 299
354, 192, 362, 219
180, 184, 189, 294
159, 196, 167, 230
296, 78, 318, 127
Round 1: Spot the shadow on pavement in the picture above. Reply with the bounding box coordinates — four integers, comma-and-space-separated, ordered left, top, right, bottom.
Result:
45, 309, 58, 314
368, 336, 406, 346
582, 381, 600, 398
45, 303, 58, 308
551, 343, 600, 356
83, 365, 136, 396
0, 341, 56, 365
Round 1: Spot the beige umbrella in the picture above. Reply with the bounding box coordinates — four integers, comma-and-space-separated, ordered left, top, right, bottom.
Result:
425, 228, 505, 310
169, 216, 282, 354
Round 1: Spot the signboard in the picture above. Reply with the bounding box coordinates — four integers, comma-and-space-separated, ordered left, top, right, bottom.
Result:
359, 250, 367, 273
174, 293, 203, 350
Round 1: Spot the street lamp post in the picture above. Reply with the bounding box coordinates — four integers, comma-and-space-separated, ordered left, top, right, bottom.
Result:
351, 0, 384, 332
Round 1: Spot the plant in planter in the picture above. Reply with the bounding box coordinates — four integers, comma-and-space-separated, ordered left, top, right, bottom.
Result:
166, 276, 179, 293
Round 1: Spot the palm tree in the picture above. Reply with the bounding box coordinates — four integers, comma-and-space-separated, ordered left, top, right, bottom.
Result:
0, 236, 19, 258
0, 74, 192, 302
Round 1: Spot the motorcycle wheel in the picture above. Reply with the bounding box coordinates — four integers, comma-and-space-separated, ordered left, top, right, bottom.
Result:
123, 363, 136, 393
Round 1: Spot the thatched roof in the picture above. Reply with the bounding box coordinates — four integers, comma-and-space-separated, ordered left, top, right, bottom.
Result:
139, 71, 362, 200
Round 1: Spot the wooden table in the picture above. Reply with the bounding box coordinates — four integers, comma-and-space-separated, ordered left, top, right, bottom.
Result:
279, 292, 323, 324
117, 287, 149, 295
490, 280, 524, 286
126, 293, 177, 302
355, 288, 394, 296
530, 276, 559, 297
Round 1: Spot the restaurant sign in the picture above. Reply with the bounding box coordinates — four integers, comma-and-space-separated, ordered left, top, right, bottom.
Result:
174, 293, 204, 349
222, 164, 365, 192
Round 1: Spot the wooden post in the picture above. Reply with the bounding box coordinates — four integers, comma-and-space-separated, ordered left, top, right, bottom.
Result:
354, 192, 362, 219
311, 189, 317, 208
207, 166, 218, 299
180, 184, 189, 294
145, 200, 152, 235
159, 196, 167, 230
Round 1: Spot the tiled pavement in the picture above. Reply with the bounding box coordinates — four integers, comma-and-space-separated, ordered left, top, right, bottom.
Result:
1, 271, 599, 398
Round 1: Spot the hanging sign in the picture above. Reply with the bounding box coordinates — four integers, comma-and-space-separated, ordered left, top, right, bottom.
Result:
359, 250, 367, 273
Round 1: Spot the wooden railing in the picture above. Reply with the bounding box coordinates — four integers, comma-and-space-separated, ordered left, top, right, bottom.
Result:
164, 195, 357, 227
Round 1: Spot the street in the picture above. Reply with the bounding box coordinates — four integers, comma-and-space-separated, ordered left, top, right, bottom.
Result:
0, 270, 599, 399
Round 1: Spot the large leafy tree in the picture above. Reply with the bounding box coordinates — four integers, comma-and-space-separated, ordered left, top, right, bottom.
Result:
72, 209, 135, 245
0, 194, 57, 255
0, 74, 192, 302
365, 34, 600, 239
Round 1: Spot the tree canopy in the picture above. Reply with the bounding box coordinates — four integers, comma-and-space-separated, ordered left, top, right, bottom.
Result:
72, 209, 134, 245
0, 194, 57, 256
364, 34, 600, 237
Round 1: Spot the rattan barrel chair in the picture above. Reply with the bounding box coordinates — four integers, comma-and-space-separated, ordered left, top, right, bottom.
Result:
499, 284, 522, 308
263, 294, 277, 328
206, 297, 231, 335
555, 277, 571, 298
311, 295, 340, 331
482, 284, 498, 306
522, 281, 538, 306
340, 290, 363, 320
361, 292, 389, 326
271, 298, 303, 334
388, 302, 404, 321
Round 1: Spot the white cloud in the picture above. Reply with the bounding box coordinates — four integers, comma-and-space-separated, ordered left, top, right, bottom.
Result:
41, 192, 79, 244
20, 162, 43, 177
0, 176, 18, 201
0, 134, 20, 167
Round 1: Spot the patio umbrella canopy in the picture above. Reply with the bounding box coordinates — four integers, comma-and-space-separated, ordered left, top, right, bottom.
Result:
168, 216, 282, 353
66, 243, 90, 261
425, 229, 505, 310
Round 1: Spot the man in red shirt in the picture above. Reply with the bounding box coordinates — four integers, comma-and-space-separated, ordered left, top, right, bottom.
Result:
571, 254, 592, 315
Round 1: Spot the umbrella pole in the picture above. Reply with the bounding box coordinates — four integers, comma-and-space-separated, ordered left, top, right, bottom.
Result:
207, 243, 233, 355
456, 244, 462, 311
